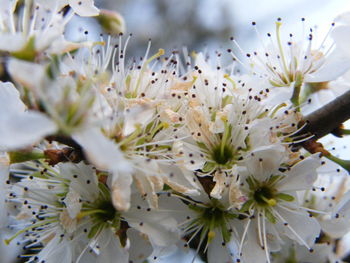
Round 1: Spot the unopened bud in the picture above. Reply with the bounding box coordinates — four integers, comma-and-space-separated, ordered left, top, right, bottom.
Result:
96, 9, 126, 35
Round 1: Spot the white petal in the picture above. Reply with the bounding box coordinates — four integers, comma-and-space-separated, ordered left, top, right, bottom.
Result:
73, 128, 131, 173
127, 228, 153, 263
276, 206, 321, 247
0, 112, 57, 151
125, 209, 179, 247
0, 81, 25, 113
331, 25, 350, 57
161, 164, 200, 196
111, 172, 132, 211
0, 33, 26, 52
95, 229, 129, 263
173, 141, 205, 171
277, 154, 321, 192
207, 230, 236, 263
334, 191, 350, 217
210, 171, 226, 199
296, 243, 332, 262
320, 217, 350, 238
335, 11, 350, 24
123, 104, 155, 136
240, 220, 267, 263
245, 145, 285, 182
305, 48, 350, 82
8, 59, 46, 92
69, 0, 99, 16
59, 162, 99, 202
63, 187, 82, 219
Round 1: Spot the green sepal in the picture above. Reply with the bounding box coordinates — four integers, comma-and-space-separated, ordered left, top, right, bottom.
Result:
246, 176, 256, 190
196, 141, 209, 152
222, 95, 232, 107
88, 223, 103, 239
162, 184, 171, 191
221, 224, 232, 244
11, 36, 36, 61
202, 162, 215, 173
98, 182, 111, 201
240, 199, 254, 213
276, 193, 295, 202
9, 150, 45, 164
265, 209, 277, 224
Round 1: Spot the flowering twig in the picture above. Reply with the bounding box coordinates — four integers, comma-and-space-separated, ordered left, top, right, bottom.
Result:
302, 90, 350, 140
299, 90, 350, 172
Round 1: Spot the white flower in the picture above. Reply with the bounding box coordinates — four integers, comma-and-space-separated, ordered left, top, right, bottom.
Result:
5, 161, 179, 262
0, 0, 81, 57
239, 19, 350, 87
306, 158, 350, 239
156, 191, 240, 263
238, 152, 323, 263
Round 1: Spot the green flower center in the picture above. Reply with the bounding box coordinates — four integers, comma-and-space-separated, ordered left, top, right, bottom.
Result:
188, 201, 236, 244
211, 144, 234, 165
92, 199, 118, 222
253, 185, 276, 206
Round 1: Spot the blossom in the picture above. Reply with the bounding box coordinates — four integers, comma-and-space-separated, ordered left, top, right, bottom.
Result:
237, 151, 323, 262
5, 161, 179, 262
157, 191, 240, 263
0, 0, 77, 58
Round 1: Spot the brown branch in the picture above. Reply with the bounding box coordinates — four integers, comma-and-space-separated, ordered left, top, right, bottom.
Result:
44, 147, 85, 165
301, 90, 350, 140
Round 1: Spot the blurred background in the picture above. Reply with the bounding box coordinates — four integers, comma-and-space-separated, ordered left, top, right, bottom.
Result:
95, 0, 350, 55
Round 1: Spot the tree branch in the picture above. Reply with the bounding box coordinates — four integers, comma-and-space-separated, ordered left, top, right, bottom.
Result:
302, 90, 350, 140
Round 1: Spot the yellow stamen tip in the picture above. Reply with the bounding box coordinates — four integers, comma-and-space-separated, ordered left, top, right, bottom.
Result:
76, 212, 84, 220
4, 239, 10, 246
158, 49, 165, 56
224, 74, 229, 78
267, 198, 277, 206
208, 230, 216, 240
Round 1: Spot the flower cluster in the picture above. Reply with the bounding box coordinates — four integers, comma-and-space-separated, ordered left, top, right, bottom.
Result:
1, 1, 350, 263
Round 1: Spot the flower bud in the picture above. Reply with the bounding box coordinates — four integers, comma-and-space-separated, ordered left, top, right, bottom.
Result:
96, 9, 126, 35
